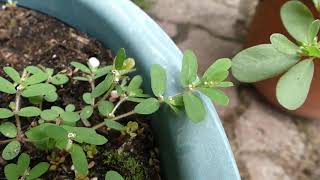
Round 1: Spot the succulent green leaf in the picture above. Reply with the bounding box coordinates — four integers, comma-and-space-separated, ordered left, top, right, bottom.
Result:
151, 64, 167, 97
28, 96, 43, 105
216, 81, 234, 88
4, 67, 20, 83
199, 88, 229, 106
105, 170, 124, 180
276, 59, 314, 110
83, 93, 94, 105
92, 74, 113, 98
80, 106, 93, 120
0, 122, 17, 138
70, 144, 88, 175
22, 83, 56, 97
122, 58, 135, 70
98, 101, 114, 116
281, 0, 314, 42
114, 48, 126, 70
51, 106, 65, 115
71, 62, 91, 74
270, 33, 300, 55
25, 73, 49, 85
62, 126, 108, 145
95, 66, 112, 79
65, 104, 76, 112
0, 108, 14, 119
128, 75, 143, 93
2, 140, 21, 160
17, 153, 30, 176
60, 112, 80, 123
73, 76, 90, 81
40, 109, 59, 121
105, 120, 125, 131
26, 162, 49, 180
26, 66, 43, 74
183, 92, 206, 123
232, 44, 300, 82
51, 74, 69, 85
45, 68, 54, 77
202, 58, 231, 82
134, 98, 160, 115
5, 164, 20, 180
167, 95, 184, 106
0, 77, 16, 94
44, 125, 68, 140
44, 91, 58, 102
17, 107, 41, 117
308, 20, 320, 44
180, 50, 198, 86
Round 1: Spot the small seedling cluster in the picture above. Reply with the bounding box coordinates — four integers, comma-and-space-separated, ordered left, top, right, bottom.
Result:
0, 48, 232, 179
232, 0, 320, 110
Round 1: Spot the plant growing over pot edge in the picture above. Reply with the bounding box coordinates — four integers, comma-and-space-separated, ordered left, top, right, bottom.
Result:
0, 48, 233, 179
232, 0, 320, 110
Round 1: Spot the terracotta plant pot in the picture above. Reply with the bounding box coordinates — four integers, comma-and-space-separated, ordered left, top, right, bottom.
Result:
246, 0, 320, 119
0, 0, 241, 179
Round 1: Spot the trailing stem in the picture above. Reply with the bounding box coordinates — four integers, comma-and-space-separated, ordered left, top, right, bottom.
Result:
93, 111, 136, 130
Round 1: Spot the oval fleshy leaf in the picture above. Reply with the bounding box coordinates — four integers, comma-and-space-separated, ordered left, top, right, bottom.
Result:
114, 48, 126, 70
281, 0, 314, 42
180, 50, 198, 87
4, 67, 20, 83
128, 75, 143, 93
83, 93, 94, 105
51, 74, 69, 85
17, 153, 30, 176
27, 162, 50, 180
80, 106, 93, 120
105, 120, 125, 131
70, 144, 88, 175
0, 77, 16, 94
98, 101, 114, 116
232, 44, 300, 82
199, 88, 229, 106
71, 62, 91, 74
134, 98, 160, 115
105, 171, 124, 180
5, 164, 19, 180
202, 58, 231, 82
92, 75, 113, 98
0, 108, 14, 119
183, 92, 206, 123
276, 59, 314, 110
60, 112, 80, 123
17, 107, 41, 117
2, 140, 21, 160
40, 109, 59, 121
270, 33, 299, 55
150, 64, 167, 97
0, 122, 17, 138
22, 83, 56, 97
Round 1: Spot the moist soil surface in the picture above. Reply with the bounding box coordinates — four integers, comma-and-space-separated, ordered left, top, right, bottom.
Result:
0, 5, 161, 180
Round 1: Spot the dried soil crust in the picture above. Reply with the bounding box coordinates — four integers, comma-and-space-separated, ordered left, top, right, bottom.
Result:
0, 6, 160, 180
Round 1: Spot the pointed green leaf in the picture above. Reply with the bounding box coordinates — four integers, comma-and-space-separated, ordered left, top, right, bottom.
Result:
202, 58, 231, 82
0, 122, 17, 138
60, 112, 80, 123
0, 77, 16, 94
183, 92, 206, 123
65, 104, 76, 112
281, 0, 314, 42
70, 144, 88, 175
128, 75, 143, 92
0, 108, 14, 119
4, 67, 20, 83
2, 140, 21, 160
308, 20, 320, 44
105, 171, 124, 180
17, 107, 41, 117
71, 62, 91, 74
80, 106, 93, 120
276, 59, 314, 110
105, 120, 125, 131
199, 88, 229, 106
134, 98, 160, 115
26, 66, 43, 74
114, 48, 126, 70
5, 164, 20, 180
92, 74, 113, 98
98, 101, 114, 117
22, 83, 56, 97
83, 93, 94, 105
26, 162, 49, 180
51, 74, 69, 85
270, 33, 299, 55
180, 50, 198, 86
151, 64, 167, 97
40, 109, 59, 121
17, 153, 30, 176
232, 44, 300, 82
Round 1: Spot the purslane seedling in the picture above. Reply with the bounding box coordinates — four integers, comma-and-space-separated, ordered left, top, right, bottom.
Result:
232, 0, 320, 110
0, 48, 232, 179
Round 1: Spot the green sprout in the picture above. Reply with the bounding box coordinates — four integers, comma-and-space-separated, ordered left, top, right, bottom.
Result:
232, 0, 320, 110
0, 47, 232, 178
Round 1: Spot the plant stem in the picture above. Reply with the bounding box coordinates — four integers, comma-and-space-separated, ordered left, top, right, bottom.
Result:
15, 70, 28, 139
92, 111, 136, 130
110, 96, 127, 115
0, 139, 13, 145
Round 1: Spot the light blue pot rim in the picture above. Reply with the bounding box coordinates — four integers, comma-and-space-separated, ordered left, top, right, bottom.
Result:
1, 0, 241, 179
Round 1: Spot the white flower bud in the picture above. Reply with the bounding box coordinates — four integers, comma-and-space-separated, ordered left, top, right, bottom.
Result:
68, 132, 76, 139
88, 57, 100, 68
111, 90, 119, 98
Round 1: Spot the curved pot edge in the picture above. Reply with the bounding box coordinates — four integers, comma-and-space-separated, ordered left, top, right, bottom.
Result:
5, 0, 241, 179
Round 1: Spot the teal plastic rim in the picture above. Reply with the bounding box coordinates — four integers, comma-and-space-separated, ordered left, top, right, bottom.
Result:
1, 0, 241, 179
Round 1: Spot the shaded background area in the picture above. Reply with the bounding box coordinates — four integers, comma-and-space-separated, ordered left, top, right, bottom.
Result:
133, 0, 320, 179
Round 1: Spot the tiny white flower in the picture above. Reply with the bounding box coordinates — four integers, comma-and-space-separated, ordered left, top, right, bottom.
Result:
88, 57, 100, 68
68, 132, 76, 139
111, 90, 119, 98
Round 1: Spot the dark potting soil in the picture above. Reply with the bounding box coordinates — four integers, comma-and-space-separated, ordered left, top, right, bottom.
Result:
0, 5, 161, 180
